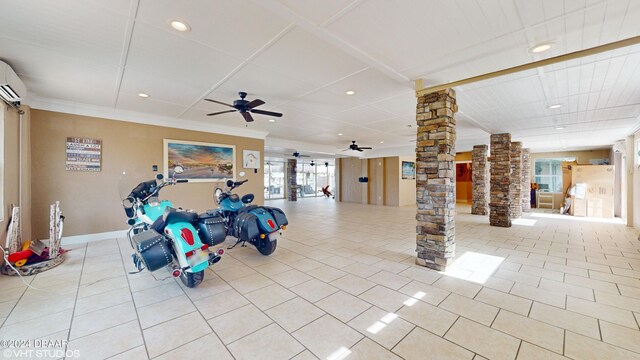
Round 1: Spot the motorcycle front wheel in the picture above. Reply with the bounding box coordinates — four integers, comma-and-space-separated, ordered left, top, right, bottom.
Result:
180, 270, 204, 288
255, 239, 277, 256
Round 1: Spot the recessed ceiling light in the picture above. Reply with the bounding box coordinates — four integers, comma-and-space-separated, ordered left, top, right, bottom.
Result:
530, 42, 553, 53
268, 119, 275, 123
380, 141, 384, 144
170, 20, 191, 32
338, 133, 343, 136
548, 104, 562, 109
345, 90, 356, 95
138, 93, 149, 98
555, 126, 565, 130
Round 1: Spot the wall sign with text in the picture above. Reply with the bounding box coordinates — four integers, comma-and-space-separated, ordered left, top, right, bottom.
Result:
65, 137, 102, 172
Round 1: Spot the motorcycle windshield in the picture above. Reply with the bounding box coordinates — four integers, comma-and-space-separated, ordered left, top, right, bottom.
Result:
118, 167, 158, 202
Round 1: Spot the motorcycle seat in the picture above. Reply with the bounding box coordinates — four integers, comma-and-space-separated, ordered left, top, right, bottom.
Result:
163, 208, 198, 225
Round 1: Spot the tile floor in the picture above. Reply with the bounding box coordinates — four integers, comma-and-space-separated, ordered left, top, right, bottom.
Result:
1, 199, 640, 359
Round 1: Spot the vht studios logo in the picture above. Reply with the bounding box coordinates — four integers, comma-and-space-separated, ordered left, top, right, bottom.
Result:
3, 348, 80, 358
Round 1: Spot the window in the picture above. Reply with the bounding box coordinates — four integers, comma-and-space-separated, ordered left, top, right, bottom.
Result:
534, 158, 574, 193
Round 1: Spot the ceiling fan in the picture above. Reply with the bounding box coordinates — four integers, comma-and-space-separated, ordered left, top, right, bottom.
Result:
344, 140, 372, 152
292, 151, 310, 158
205, 91, 283, 122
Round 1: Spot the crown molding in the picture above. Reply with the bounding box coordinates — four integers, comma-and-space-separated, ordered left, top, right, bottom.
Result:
26, 96, 269, 140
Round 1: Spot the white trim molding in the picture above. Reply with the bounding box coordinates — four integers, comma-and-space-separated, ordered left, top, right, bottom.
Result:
61, 230, 128, 245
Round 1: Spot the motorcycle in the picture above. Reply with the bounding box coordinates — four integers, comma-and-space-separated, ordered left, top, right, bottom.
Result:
213, 174, 288, 255
120, 165, 226, 288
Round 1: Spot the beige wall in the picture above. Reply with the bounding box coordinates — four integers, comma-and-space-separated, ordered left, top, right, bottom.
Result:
632, 132, 640, 229
398, 156, 416, 207
384, 157, 399, 206
455, 152, 472, 162
368, 158, 384, 205
30, 110, 264, 238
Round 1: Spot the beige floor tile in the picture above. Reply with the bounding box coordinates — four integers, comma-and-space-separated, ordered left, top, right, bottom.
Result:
143, 312, 211, 358
289, 258, 325, 272
137, 295, 196, 329
70, 301, 137, 339
343, 262, 383, 278
244, 283, 296, 310
132, 281, 184, 308
445, 317, 520, 360
67, 320, 143, 360
492, 310, 564, 354
269, 269, 314, 288
180, 274, 232, 301
108, 345, 148, 360
73, 287, 132, 316
213, 263, 258, 282
265, 297, 325, 332
516, 342, 570, 360
227, 273, 275, 294
293, 315, 363, 359
544, 262, 589, 277
538, 278, 595, 301
564, 274, 620, 294
482, 276, 516, 293
372, 259, 410, 274
475, 287, 532, 316
347, 338, 403, 360
519, 264, 565, 281
494, 269, 541, 287
600, 320, 640, 353
347, 306, 415, 350
510, 283, 566, 308
439, 293, 499, 326
0, 309, 72, 341
208, 304, 273, 344
398, 280, 451, 306
619, 285, 640, 300
253, 260, 293, 276
154, 333, 234, 360
367, 270, 411, 290
322, 255, 357, 269
398, 266, 442, 284
330, 274, 376, 296
595, 290, 640, 313
290, 278, 338, 302
359, 285, 410, 313
565, 331, 640, 360
589, 270, 640, 288
4, 293, 77, 325
228, 323, 304, 360
566, 297, 638, 329
432, 276, 482, 298
397, 299, 458, 336
306, 265, 347, 283
392, 326, 474, 360
566, 259, 612, 274
193, 288, 249, 320
315, 291, 371, 322
290, 350, 319, 360
529, 302, 600, 339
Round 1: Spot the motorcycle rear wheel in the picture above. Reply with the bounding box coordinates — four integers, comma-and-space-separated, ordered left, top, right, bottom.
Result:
180, 270, 204, 288
255, 239, 277, 256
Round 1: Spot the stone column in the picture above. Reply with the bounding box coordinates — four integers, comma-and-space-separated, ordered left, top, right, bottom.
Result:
471, 145, 489, 215
522, 148, 531, 212
510, 142, 523, 219
490, 134, 511, 227
287, 159, 297, 201
415, 89, 457, 271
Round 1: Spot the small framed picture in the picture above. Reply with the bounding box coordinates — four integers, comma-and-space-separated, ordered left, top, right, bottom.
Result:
243, 150, 261, 169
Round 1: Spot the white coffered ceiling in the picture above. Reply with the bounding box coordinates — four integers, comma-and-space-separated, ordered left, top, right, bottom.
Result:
1, 0, 639, 157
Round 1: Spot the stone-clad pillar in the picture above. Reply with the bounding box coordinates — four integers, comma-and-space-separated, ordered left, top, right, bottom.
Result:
415, 89, 457, 271
510, 142, 523, 219
287, 159, 297, 201
522, 148, 531, 212
471, 145, 489, 215
490, 134, 511, 227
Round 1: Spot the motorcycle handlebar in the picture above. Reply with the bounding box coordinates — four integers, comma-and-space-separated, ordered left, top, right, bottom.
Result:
176, 179, 188, 183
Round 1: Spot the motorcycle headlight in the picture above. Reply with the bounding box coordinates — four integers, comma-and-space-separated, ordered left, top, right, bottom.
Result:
148, 197, 160, 207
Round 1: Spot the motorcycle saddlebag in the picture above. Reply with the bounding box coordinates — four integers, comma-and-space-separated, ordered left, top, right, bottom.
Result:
133, 229, 173, 272
197, 210, 226, 246
232, 212, 260, 241
263, 206, 288, 227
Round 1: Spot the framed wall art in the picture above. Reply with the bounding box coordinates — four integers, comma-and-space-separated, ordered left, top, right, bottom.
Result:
65, 137, 102, 171
243, 150, 261, 169
163, 139, 235, 182
402, 161, 415, 180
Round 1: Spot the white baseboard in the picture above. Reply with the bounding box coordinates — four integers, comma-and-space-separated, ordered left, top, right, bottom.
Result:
61, 230, 128, 245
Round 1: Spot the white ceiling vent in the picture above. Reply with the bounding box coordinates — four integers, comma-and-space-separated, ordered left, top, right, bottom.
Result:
0, 60, 27, 108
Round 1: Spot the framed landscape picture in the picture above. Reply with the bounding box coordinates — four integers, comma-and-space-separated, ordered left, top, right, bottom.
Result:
164, 139, 235, 182
402, 161, 415, 180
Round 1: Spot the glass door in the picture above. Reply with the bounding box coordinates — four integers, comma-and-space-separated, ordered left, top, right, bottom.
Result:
264, 161, 285, 199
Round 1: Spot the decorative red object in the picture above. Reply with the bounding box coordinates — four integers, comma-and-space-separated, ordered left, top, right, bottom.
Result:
267, 219, 276, 229
180, 228, 195, 246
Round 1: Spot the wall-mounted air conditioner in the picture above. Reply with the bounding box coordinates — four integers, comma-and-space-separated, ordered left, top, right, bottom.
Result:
0, 60, 27, 108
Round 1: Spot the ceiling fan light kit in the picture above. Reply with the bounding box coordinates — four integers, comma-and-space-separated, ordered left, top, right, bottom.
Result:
205, 91, 283, 122
344, 140, 372, 152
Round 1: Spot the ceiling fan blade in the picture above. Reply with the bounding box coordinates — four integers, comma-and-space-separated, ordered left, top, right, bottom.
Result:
246, 99, 265, 109
358, 147, 372, 150
250, 109, 283, 117
241, 112, 255, 122
299, 155, 310, 157
356, 149, 364, 152
206, 110, 237, 116
204, 99, 235, 108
